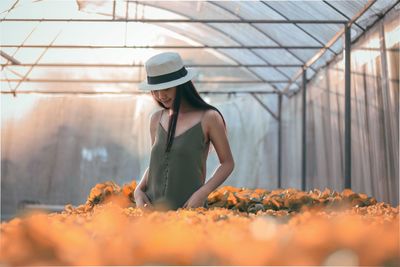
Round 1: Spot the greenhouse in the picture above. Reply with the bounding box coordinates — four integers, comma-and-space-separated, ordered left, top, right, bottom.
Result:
1, 0, 399, 266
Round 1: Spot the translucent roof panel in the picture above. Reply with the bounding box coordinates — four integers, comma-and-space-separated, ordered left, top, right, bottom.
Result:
0, 0, 116, 20
356, 0, 399, 29
1, 46, 242, 65
1, 54, 264, 87
153, 22, 238, 46
0, 81, 278, 94
324, 0, 370, 19
253, 49, 304, 65
217, 49, 266, 65
249, 67, 289, 81
0, 81, 137, 93
297, 24, 343, 44
288, 48, 322, 62
136, 0, 238, 20
271, 66, 316, 85
255, 24, 324, 46
188, 66, 261, 82
209, 23, 278, 46
3, 66, 141, 81
263, 0, 349, 20
3, 22, 170, 46
275, 67, 299, 78
1, 0, 397, 95
212, 1, 286, 20
195, 83, 277, 93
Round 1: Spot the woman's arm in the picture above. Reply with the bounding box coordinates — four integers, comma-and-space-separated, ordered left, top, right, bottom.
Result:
183, 110, 235, 208
136, 167, 149, 191
199, 110, 235, 196
135, 110, 161, 192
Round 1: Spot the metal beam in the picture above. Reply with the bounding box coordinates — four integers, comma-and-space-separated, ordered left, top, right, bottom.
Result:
200, 91, 277, 94
112, 0, 116, 20
1, 63, 304, 68
0, 44, 328, 49
1, 79, 291, 84
344, 25, 351, 189
0, 90, 277, 95
0, 18, 349, 23
0, 51, 20, 64
301, 69, 307, 191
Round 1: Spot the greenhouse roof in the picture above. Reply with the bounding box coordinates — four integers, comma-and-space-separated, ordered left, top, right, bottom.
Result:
1, 0, 398, 95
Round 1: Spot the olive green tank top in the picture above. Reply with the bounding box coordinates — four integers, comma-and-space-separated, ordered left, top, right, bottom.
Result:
144, 109, 209, 210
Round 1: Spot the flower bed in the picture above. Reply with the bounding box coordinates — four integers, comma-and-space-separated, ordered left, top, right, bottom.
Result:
0, 181, 398, 266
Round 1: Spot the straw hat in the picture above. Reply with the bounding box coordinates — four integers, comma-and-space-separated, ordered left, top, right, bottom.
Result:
138, 52, 198, 91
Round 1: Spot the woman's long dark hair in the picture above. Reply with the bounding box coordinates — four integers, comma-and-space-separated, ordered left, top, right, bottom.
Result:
152, 81, 226, 153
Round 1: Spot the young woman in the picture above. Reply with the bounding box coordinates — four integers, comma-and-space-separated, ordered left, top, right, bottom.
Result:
134, 52, 234, 210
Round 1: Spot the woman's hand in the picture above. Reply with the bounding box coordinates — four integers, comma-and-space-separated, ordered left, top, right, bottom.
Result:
134, 188, 152, 208
183, 188, 209, 209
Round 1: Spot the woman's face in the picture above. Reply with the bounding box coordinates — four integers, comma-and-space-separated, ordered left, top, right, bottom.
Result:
151, 87, 176, 108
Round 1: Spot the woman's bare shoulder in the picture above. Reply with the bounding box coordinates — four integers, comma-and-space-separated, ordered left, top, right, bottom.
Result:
203, 109, 224, 128
150, 109, 163, 130
149, 109, 163, 144
204, 109, 223, 123
150, 109, 163, 122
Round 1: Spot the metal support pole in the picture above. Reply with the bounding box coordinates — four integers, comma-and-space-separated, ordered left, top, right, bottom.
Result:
278, 94, 282, 189
344, 25, 352, 189
301, 69, 307, 191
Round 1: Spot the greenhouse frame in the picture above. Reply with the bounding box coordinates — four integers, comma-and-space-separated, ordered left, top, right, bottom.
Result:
1, 0, 399, 221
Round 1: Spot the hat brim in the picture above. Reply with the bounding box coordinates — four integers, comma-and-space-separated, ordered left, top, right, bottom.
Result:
138, 68, 198, 91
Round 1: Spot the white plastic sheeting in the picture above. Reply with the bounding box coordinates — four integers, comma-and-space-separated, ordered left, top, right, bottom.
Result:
1, 91, 278, 219
281, 7, 399, 205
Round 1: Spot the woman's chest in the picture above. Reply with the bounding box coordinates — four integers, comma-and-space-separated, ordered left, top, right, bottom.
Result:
160, 112, 210, 143
159, 121, 209, 145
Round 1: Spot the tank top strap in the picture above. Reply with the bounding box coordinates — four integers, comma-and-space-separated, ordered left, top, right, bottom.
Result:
200, 109, 207, 122
159, 109, 164, 124
160, 109, 206, 126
